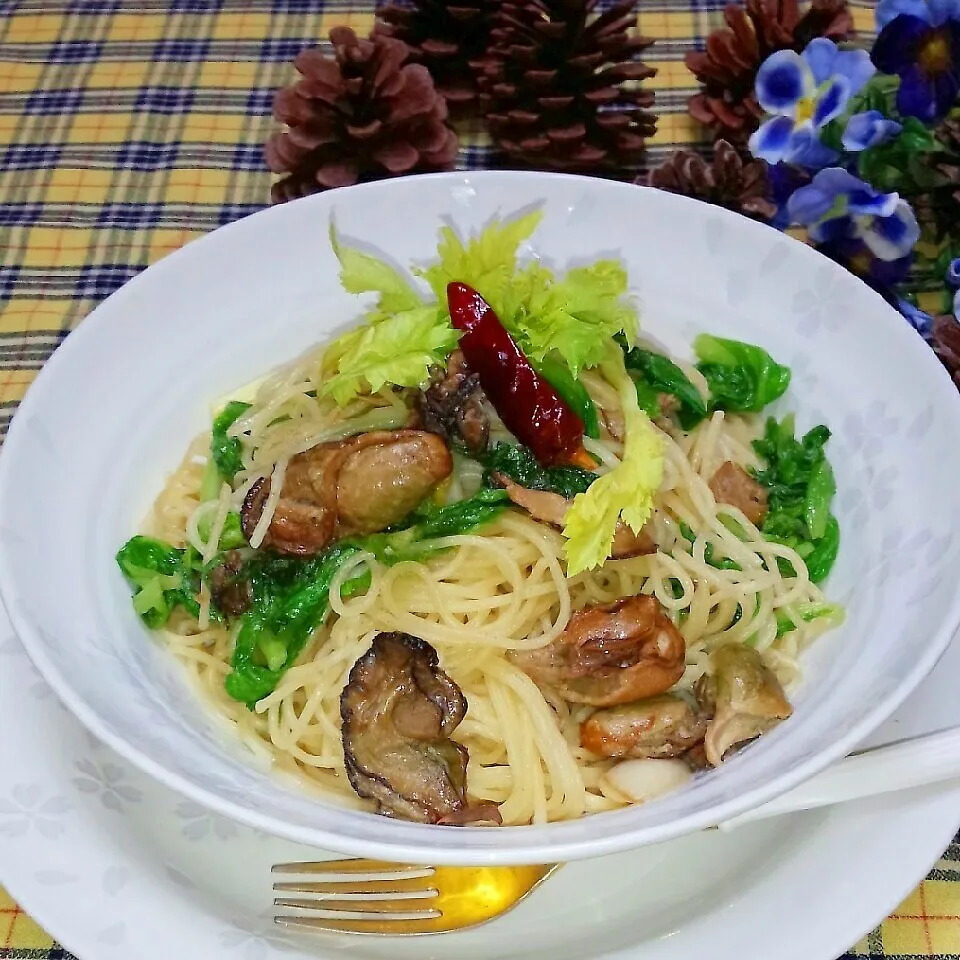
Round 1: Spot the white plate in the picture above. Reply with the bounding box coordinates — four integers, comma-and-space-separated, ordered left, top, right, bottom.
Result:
2, 172, 960, 862
4, 593, 960, 960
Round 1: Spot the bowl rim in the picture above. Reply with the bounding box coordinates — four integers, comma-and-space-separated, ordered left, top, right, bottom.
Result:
4, 169, 960, 864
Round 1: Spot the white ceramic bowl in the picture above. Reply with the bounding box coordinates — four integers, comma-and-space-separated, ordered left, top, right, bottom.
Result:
2, 171, 960, 865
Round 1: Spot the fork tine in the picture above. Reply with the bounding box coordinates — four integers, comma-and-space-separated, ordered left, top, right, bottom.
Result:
276, 914, 446, 934
275, 896, 438, 914
273, 875, 437, 895
272, 858, 430, 875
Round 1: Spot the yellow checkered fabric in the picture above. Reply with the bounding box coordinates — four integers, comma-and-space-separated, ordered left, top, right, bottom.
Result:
1, 1, 955, 957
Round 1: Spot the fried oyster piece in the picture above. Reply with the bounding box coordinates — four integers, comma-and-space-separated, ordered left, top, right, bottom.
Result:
694, 643, 793, 766
418, 349, 490, 454
509, 596, 686, 707
580, 693, 708, 760
340, 632, 500, 825
242, 429, 452, 556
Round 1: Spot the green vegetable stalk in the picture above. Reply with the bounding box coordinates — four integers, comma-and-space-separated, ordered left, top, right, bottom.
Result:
532, 354, 600, 439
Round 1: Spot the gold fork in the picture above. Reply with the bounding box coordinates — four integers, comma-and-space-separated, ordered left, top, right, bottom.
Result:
272, 858, 559, 935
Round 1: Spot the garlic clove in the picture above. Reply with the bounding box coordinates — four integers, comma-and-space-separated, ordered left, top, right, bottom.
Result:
602, 757, 693, 803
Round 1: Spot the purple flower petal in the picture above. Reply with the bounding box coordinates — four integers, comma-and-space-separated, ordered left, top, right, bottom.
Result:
787, 180, 841, 226
945, 256, 960, 286
842, 111, 902, 150
755, 50, 810, 113
872, 14, 929, 73
897, 297, 934, 336
927, 0, 960, 26
832, 48, 877, 95
896, 62, 940, 119
846, 186, 899, 217
877, 0, 933, 29
809, 214, 855, 244
860, 201, 920, 260
954, 287, 960, 320
813, 76, 850, 126
930, 59, 960, 118
814, 167, 877, 197
748, 115, 796, 163
802, 38, 840, 85
786, 128, 840, 169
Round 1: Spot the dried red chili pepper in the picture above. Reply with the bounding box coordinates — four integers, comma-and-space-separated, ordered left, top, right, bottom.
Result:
446, 281, 593, 468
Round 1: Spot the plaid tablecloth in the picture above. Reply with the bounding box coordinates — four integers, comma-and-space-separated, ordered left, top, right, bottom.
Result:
0, 0, 957, 957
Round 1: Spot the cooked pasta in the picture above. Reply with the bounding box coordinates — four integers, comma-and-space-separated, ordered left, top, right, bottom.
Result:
118, 211, 842, 826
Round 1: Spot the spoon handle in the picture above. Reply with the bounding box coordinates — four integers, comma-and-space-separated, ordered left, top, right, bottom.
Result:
719, 725, 960, 831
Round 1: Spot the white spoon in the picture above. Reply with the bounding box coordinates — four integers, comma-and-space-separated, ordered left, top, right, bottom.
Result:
719, 724, 960, 831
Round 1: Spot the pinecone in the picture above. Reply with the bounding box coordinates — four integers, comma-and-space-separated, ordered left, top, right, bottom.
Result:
924, 115, 960, 241
932, 313, 960, 389
474, 0, 657, 173
644, 140, 776, 220
374, 0, 498, 109
265, 27, 458, 203
686, 0, 854, 146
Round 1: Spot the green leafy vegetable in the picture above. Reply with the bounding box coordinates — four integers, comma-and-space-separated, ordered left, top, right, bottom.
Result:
417, 210, 544, 321
322, 210, 639, 405
504, 259, 638, 376
222, 487, 510, 707
694, 334, 791, 413
362, 487, 510, 566
197, 511, 247, 551
417, 212, 636, 378
116, 536, 200, 628
563, 347, 663, 575
224, 542, 368, 707
329, 221, 423, 315
320, 304, 459, 405
619, 339, 708, 429
321, 223, 460, 405
752, 415, 840, 583
480, 442, 597, 499
532, 353, 600, 439
211, 401, 252, 482
631, 376, 662, 419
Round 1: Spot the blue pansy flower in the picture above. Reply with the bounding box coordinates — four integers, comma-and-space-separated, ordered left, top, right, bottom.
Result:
749, 38, 875, 167
897, 297, 935, 337
841, 110, 903, 151
768, 162, 812, 229
873, 0, 960, 121
788, 168, 920, 261
946, 256, 960, 286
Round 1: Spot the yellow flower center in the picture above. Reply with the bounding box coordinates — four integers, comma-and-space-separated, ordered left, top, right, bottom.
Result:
848, 250, 873, 276
919, 31, 951, 74
795, 96, 816, 125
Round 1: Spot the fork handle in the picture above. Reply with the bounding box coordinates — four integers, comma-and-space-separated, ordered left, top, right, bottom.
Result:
718, 724, 960, 831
